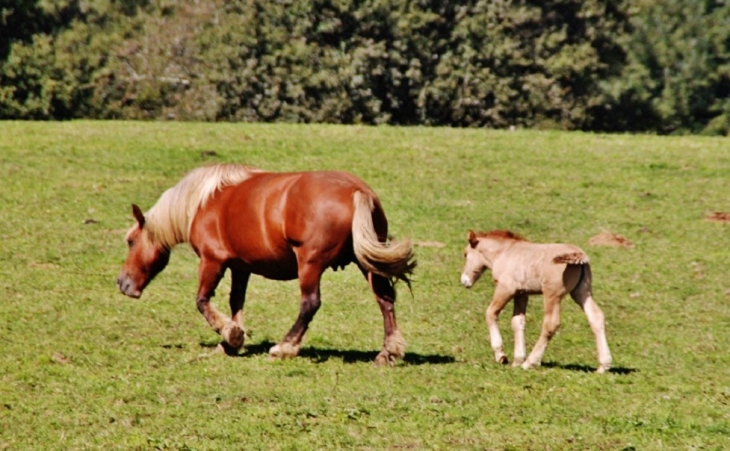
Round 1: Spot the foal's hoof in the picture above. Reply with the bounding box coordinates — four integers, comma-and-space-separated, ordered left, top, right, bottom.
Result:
374, 350, 396, 367
498, 355, 509, 365
596, 365, 611, 374
269, 342, 299, 359
222, 323, 245, 350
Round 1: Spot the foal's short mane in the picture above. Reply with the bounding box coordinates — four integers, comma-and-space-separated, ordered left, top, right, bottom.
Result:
145, 164, 265, 248
478, 230, 527, 241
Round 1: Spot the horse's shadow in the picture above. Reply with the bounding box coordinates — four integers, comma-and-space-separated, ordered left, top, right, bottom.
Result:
542, 361, 637, 375
200, 340, 456, 365
194, 342, 635, 373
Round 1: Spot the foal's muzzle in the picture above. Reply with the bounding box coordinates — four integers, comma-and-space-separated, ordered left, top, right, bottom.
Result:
117, 273, 142, 298
460, 273, 473, 288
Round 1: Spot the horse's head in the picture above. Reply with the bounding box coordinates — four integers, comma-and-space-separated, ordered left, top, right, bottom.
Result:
117, 204, 170, 298
460, 230, 490, 288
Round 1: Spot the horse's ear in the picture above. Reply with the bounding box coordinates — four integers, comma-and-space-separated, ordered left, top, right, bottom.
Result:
467, 230, 478, 248
131, 204, 145, 228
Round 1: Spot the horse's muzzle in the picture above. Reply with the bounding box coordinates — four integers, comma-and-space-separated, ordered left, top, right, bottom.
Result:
117, 274, 142, 298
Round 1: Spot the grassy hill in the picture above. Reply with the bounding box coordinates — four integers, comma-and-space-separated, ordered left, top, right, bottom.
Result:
1, 121, 728, 450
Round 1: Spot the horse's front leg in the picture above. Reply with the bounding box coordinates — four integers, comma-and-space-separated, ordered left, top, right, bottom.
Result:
195, 258, 239, 350
511, 294, 529, 366
269, 264, 323, 359
220, 269, 250, 352
486, 285, 514, 365
368, 272, 405, 367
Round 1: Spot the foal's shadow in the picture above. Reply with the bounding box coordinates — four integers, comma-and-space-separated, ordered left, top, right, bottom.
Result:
542, 361, 637, 375
200, 340, 456, 365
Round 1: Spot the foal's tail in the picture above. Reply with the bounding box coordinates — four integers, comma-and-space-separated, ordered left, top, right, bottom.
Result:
352, 191, 416, 286
552, 252, 589, 265
553, 251, 590, 291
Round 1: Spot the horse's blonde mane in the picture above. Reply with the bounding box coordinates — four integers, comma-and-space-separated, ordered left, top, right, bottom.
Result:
145, 164, 264, 248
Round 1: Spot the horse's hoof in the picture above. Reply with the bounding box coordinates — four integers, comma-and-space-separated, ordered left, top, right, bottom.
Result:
512, 357, 525, 367
596, 365, 610, 374
269, 342, 299, 359
384, 331, 406, 360
498, 355, 509, 365
215, 341, 241, 356
222, 323, 245, 350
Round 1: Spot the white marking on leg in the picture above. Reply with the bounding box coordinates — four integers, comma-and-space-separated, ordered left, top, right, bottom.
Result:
511, 313, 526, 365
583, 296, 612, 372
269, 342, 300, 359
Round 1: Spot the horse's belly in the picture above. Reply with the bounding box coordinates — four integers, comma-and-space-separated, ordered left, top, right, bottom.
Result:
227, 256, 297, 280
253, 265, 298, 280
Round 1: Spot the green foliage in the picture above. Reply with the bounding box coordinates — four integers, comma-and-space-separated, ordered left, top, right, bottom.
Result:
0, 0, 143, 119
200, 0, 628, 128
422, 0, 629, 129
1, 0, 631, 127
1, 122, 730, 449
601, 0, 730, 134
1, 0, 730, 133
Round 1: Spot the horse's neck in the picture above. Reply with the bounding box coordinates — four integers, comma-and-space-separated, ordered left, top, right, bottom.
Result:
145, 203, 190, 249
482, 240, 515, 266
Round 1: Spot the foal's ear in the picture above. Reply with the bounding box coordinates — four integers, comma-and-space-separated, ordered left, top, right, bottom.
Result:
131, 204, 145, 228
467, 230, 478, 248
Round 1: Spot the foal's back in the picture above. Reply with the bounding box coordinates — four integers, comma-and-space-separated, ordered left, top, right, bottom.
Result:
493, 240, 589, 294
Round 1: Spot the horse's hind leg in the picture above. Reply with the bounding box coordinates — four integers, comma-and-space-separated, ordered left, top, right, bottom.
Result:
269, 263, 323, 359
522, 293, 562, 370
368, 272, 405, 366
570, 267, 612, 373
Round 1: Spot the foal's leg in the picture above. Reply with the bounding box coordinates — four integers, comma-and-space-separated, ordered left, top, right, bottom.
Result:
486, 285, 514, 364
367, 272, 406, 367
195, 258, 237, 344
522, 293, 562, 370
220, 269, 250, 352
511, 294, 529, 366
571, 270, 612, 373
269, 263, 323, 359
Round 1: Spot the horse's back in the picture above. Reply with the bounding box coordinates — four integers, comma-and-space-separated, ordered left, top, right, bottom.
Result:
494, 241, 587, 293
199, 170, 375, 278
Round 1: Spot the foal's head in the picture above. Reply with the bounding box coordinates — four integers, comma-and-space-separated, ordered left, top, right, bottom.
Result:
460, 230, 524, 288
460, 230, 490, 288
117, 205, 171, 298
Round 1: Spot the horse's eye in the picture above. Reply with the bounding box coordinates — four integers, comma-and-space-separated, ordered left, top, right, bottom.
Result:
127, 239, 134, 248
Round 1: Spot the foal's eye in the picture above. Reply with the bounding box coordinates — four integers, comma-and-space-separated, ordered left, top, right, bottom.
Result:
127, 239, 134, 248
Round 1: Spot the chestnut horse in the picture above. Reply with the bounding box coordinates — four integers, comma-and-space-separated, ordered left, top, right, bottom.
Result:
117, 164, 416, 365
461, 230, 611, 373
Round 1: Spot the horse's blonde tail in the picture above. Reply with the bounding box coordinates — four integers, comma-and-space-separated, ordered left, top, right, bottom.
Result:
352, 191, 416, 285
552, 252, 590, 265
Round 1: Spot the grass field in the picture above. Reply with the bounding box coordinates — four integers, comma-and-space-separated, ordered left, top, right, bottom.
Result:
1, 121, 729, 450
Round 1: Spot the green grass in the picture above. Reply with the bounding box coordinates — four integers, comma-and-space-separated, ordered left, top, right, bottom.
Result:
1, 121, 729, 450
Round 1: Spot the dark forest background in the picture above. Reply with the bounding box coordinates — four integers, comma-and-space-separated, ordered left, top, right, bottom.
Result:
1, 0, 729, 134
